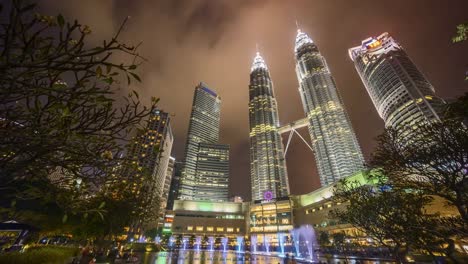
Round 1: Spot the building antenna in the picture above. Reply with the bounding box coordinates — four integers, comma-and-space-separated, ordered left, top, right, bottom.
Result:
295, 19, 300, 32
256, 43, 259, 54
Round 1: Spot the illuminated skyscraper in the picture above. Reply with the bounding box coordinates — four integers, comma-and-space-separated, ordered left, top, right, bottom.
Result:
179, 83, 229, 202
349, 32, 444, 129
249, 52, 289, 201
125, 109, 174, 222
294, 29, 364, 187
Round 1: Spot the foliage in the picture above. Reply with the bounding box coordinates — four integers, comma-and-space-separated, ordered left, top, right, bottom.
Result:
370, 95, 468, 223
0, 0, 161, 238
125, 242, 159, 252
331, 232, 346, 248
330, 174, 454, 263
318, 231, 330, 247
452, 23, 468, 80
0, 0, 158, 220
0, 246, 79, 264
144, 228, 159, 241
452, 23, 468, 43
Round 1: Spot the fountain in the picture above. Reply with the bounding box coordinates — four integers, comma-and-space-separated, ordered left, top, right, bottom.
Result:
291, 229, 301, 257
182, 237, 188, 250
195, 236, 202, 251
277, 233, 286, 256
154, 235, 161, 244
264, 235, 271, 254
250, 235, 257, 253
221, 237, 229, 252
208, 236, 215, 251
168, 235, 175, 248
290, 225, 318, 262
236, 236, 244, 253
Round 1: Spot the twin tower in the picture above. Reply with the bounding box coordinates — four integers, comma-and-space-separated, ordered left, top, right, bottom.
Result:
249, 29, 364, 201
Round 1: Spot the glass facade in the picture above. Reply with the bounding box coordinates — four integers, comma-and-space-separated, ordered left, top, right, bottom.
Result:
249, 52, 290, 201
195, 143, 229, 202
349, 32, 444, 130
178, 83, 229, 202
294, 30, 365, 187
249, 199, 293, 234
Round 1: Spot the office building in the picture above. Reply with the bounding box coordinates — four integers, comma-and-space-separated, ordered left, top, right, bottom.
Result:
249, 52, 290, 201
178, 83, 230, 202
125, 109, 174, 222
294, 29, 365, 186
349, 32, 444, 130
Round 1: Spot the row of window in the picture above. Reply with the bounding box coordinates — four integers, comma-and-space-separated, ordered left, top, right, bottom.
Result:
305, 202, 342, 214
186, 226, 241, 233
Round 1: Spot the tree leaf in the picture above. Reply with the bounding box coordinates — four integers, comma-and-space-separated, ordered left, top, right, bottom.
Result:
99, 201, 106, 209
151, 97, 160, 104
57, 14, 65, 28
106, 64, 112, 74
96, 66, 102, 77
62, 214, 68, 223
129, 72, 141, 82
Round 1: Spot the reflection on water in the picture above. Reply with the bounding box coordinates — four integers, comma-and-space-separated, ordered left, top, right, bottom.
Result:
153, 250, 282, 264
138, 250, 395, 264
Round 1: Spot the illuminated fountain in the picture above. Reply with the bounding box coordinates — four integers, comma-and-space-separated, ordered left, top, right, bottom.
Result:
264, 235, 271, 254
236, 236, 244, 253
182, 237, 188, 250
154, 235, 161, 244
221, 237, 228, 252
290, 225, 318, 262
208, 236, 215, 251
277, 233, 286, 256
168, 236, 175, 249
250, 235, 257, 253
195, 236, 202, 251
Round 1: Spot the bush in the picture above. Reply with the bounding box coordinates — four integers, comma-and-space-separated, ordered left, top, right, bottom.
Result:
0, 246, 79, 264
125, 243, 160, 252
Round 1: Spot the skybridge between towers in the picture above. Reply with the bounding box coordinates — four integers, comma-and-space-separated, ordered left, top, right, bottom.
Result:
278, 117, 314, 157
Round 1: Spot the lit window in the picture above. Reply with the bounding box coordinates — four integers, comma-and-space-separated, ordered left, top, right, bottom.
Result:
227, 228, 234, 232
207, 227, 214, 232
196, 226, 203, 231
216, 227, 224, 232
187, 226, 193, 231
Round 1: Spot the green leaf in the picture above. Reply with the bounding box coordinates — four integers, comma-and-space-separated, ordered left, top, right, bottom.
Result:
103, 77, 114, 85
84, 212, 88, 219
97, 211, 104, 221
99, 201, 106, 209
57, 14, 65, 27
10, 200, 16, 208
62, 214, 68, 223
96, 66, 102, 77
129, 72, 141, 82
151, 97, 160, 104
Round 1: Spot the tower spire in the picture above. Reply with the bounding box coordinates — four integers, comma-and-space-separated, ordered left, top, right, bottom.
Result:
251, 45, 268, 72
295, 19, 300, 32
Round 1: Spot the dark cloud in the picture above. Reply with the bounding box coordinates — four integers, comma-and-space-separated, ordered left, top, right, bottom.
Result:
38, 0, 468, 200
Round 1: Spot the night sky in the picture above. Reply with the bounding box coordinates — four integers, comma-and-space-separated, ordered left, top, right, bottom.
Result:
39, 0, 468, 201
